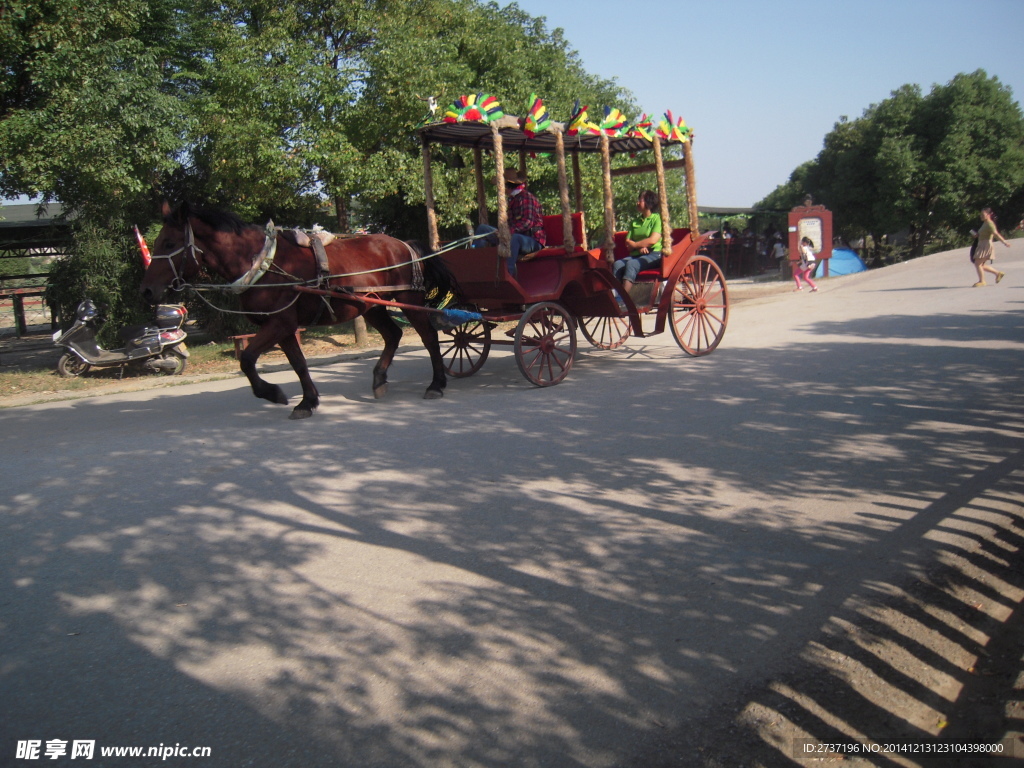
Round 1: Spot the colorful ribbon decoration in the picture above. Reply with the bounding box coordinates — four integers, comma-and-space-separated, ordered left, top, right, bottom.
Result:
520, 94, 551, 137
566, 100, 600, 136
443, 93, 504, 124
628, 113, 653, 141
654, 111, 691, 143
436, 92, 690, 146
598, 107, 628, 137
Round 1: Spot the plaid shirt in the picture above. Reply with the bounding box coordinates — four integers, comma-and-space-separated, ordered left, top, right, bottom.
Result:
508, 187, 546, 246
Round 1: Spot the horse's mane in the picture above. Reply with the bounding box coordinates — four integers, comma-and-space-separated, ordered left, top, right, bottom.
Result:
172, 203, 259, 235
195, 206, 262, 235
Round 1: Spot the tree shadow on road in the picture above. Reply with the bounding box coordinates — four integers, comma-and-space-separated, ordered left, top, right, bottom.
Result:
1, 306, 1022, 767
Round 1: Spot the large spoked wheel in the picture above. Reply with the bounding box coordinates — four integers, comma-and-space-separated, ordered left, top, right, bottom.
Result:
669, 255, 729, 356
514, 302, 577, 387
439, 319, 491, 378
578, 313, 630, 350
57, 352, 90, 378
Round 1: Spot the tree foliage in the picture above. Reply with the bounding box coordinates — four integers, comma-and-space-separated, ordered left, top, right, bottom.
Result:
2, 0, 651, 325
757, 71, 1024, 258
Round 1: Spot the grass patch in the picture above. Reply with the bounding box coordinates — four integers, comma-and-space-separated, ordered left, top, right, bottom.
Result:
0, 323, 370, 401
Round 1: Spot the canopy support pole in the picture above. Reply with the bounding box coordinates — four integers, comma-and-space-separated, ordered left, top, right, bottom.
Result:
490, 122, 511, 262
421, 141, 440, 251
599, 133, 615, 264
684, 143, 700, 236
554, 129, 574, 251
652, 136, 673, 254
473, 147, 488, 226
572, 153, 583, 213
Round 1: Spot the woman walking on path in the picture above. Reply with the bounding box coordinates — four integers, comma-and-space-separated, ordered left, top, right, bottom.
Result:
972, 207, 1009, 286
794, 237, 819, 292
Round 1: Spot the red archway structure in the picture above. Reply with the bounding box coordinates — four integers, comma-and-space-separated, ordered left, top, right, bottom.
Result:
788, 200, 833, 277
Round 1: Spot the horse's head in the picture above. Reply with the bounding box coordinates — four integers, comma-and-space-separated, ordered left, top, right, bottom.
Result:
140, 201, 205, 306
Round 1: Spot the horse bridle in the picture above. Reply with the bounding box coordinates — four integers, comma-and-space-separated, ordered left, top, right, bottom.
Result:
150, 219, 204, 291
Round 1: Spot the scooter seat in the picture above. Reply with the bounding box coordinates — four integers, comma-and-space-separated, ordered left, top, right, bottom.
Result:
117, 324, 155, 343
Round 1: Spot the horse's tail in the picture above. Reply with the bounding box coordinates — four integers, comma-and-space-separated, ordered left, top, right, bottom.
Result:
407, 240, 463, 306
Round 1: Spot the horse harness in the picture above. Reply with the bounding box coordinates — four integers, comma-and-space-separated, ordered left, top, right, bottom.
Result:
149, 219, 204, 292
154, 219, 425, 319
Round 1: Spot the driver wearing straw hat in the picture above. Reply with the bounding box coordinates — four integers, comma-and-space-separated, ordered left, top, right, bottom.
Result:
473, 168, 546, 278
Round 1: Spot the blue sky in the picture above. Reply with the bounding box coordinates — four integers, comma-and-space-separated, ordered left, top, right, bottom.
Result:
6, 0, 1023, 211
508, 0, 1024, 208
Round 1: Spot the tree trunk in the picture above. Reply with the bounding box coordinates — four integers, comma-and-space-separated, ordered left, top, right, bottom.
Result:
336, 195, 368, 344
334, 194, 350, 233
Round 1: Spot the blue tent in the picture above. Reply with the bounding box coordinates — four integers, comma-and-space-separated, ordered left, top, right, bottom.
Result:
816, 247, 867, 278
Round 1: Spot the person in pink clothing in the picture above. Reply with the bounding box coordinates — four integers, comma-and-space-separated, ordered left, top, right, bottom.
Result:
793, 236, 819, 292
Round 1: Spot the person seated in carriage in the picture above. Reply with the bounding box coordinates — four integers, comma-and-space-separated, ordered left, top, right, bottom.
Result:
473, 168, 546, 278
613, 189, 663, 296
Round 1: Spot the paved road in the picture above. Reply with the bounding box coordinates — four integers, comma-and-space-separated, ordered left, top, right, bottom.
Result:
2, 245, 1022, 767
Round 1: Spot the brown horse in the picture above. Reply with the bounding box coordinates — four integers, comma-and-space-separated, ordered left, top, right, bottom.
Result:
140, 202, 451, 419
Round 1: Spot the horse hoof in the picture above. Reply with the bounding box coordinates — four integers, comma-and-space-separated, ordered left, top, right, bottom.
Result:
289, 408, 313, 420
423, 389, 444, 400
373, 383, 388, 399
257, 384, 289, 405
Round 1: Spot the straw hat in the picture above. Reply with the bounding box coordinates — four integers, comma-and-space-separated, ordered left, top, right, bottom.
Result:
495, 168, 526, 186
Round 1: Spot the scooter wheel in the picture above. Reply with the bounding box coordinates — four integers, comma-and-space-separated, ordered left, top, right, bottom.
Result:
159, 349, 188, 376
57, 352, 90, 378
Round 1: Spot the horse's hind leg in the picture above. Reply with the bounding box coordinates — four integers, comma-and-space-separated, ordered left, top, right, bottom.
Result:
403, 309, 447, 399
362, 306, 402, 398
278, 333, 320, 419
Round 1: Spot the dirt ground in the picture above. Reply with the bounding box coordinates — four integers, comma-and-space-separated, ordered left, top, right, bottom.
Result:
3, 276, 1021, 767
623, 519, 1024, 767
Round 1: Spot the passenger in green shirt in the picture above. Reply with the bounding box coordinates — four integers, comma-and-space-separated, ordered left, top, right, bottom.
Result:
613, 190, 663, 295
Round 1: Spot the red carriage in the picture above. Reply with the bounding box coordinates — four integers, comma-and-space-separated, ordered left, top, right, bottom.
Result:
139, 98, 728, 419
418, 101, 729, 387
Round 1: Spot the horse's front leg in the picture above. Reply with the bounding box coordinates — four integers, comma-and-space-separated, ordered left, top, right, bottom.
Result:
404, 309, 447, 400
362, 306, 402, 399
238, 326, 291, 408
278, 333, 319, 419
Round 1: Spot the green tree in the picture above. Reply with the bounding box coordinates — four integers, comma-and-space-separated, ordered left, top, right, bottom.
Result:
2, 0, 645, 327
757, 71, 1024, 260
916, 70, 1024, 233
1, 0, 190, 325
0, 0, 183, 221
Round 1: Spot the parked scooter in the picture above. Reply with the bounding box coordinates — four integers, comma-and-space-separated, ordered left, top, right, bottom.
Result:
53, 299, 189, 378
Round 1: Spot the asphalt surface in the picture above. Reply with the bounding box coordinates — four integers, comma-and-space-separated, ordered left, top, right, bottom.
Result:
1, 247, 1021, 768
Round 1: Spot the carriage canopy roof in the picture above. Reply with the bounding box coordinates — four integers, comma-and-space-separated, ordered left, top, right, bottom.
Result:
418, 115, 689, 156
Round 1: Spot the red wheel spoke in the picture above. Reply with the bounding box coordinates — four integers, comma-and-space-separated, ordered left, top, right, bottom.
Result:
439, 319, 491, 377
514, 302, 577, 386
669, 256, 729, 356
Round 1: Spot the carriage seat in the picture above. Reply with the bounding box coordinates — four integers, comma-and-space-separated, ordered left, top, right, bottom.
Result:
612, 228, 691, 280
521, 212, 586, 260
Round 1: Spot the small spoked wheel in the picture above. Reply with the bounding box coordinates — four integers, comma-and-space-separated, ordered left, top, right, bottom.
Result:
514, 302, 577, 386
160, 349, 188, 376
669, 255, 729, 356
57, 353, 90, 378
439, 318, 491, 378
578, 314, 630, 350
